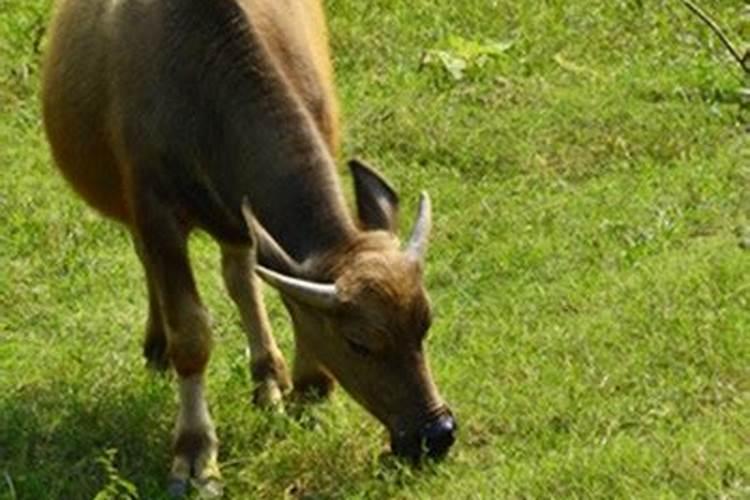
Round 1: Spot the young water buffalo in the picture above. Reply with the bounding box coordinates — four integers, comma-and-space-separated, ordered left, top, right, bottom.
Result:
42, 0, 456, 493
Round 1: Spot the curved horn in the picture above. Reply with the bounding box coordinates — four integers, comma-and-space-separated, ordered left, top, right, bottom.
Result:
406, 192, 432, 262
255, 265, 339, 310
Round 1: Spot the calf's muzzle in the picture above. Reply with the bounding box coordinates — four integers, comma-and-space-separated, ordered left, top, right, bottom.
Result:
391, 410, 457, 460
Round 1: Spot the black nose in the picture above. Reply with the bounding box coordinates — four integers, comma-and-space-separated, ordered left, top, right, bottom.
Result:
390, 413, 458, 460
422, 414, 457, 458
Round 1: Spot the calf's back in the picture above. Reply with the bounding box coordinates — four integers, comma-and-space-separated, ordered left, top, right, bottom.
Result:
42, 0, 340, 235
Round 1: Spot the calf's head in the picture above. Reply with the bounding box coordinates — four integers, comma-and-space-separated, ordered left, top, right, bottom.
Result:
244, 160, 456, 460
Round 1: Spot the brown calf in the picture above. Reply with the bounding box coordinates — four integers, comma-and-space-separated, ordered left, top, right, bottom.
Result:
42, 0, 455, 494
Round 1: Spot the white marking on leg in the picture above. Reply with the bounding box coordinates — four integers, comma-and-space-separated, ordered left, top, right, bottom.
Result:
177, 374, 212, 432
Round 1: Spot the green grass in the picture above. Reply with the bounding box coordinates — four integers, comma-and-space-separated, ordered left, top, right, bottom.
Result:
1, 1, 749, 498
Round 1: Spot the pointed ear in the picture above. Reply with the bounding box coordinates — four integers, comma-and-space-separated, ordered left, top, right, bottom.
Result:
241, 198, 303, 277
349, 159, 400, 233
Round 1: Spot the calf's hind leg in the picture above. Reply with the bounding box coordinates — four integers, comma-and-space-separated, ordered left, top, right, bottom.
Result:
133, 237, 169, 371
132, 191, 221, 495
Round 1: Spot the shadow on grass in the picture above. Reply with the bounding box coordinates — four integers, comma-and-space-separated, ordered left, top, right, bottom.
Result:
0, 378, 175, 499
0, 378, 426, 499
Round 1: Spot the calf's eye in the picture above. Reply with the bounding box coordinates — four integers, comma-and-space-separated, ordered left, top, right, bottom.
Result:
345, 338, 372, 357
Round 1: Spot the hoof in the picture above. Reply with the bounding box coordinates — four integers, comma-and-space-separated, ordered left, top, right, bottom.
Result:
252, 379, 285, 410
194, 477, 224, 498
168, 478, 189, 498
170, 429, 222, 498
167, 477, 224, 498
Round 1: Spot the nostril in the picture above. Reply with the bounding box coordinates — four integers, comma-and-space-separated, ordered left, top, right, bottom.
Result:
423, 415, 457, 458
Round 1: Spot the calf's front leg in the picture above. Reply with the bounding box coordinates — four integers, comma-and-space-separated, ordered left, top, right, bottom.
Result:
291, 338, 334, 401
221, 245, 291, 407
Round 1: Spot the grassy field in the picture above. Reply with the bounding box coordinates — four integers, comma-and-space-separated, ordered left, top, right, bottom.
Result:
1, 1, 749, 498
